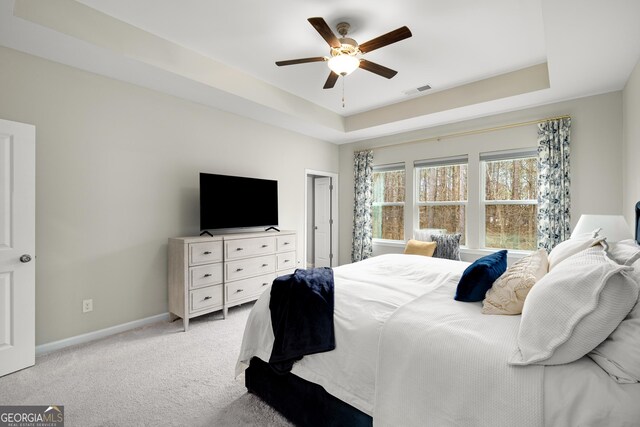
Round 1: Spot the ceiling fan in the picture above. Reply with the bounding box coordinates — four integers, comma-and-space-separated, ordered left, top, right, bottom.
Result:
276, 17, 412, 89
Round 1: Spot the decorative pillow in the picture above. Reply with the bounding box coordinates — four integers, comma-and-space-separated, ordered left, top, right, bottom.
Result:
509, 245, 639, 366
605, 239, 640, 266
547, 235, 605, 270
455, 250, 508, 302
588, 256, 640, 383
413, 228, 445, 242
403, 239, 437, 257
482, 249, 548, 315
431, 233, 461, 261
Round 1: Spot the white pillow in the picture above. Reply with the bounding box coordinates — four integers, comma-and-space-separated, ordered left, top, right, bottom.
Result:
482, 249, 548, 315
605, 239, 640, 266
569, 228, 601, 239
509, 245, 639, 366
413, 228, 445, 242
588, 256, 640, 383
547, 235, 605, 270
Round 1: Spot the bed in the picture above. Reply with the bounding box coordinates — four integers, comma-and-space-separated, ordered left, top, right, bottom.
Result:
236, 218, 640, 426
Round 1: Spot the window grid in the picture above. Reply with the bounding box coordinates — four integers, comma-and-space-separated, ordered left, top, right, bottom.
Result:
414, 163, 468, 245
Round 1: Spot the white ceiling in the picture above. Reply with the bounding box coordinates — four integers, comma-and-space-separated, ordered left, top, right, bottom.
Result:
1, 0, 639, 143
76, 0, 548, 115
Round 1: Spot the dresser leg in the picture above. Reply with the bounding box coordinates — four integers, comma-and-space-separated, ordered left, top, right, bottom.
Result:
183, 317, 189, 332
223, 306, 228, 319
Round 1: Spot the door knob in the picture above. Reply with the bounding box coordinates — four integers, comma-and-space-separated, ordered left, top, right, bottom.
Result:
20, 254, 32, 263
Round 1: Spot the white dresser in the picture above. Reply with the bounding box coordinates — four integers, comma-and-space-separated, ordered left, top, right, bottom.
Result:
168, 231, 296, 331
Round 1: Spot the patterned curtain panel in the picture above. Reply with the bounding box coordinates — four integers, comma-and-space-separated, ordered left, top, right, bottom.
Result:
537, 117, 571, 252
352, 150, 374, 262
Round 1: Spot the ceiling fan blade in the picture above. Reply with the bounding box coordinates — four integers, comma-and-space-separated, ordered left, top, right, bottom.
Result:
359, 60, 398, 79
308, 17, 341, 48
275, 57, 326, 66
323, 71, 339, 89
359, 26, 412, 53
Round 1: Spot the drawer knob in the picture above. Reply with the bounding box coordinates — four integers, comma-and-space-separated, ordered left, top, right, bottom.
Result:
236, 247, 244, 251
236, 268, 243, 272
236, 288, 244, 293
284, 242, 290, 245
262, 283, 268, 287
204, 296, 212, 300
204, 251, 212, 255
262, 244, 268, 248
204, 273, 212, 278
262, 263, 268, 267
284, 259, 290, 263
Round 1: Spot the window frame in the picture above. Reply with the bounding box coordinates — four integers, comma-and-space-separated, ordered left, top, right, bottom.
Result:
371, 163, 406, 243
479, 150, 538, 250
414, 156, 469, 246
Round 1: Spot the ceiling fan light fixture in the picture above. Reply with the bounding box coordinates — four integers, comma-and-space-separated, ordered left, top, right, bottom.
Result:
327, 54, 360, 76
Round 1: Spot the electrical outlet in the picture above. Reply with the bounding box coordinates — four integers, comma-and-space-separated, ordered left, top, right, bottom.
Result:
82, 299, 93, 313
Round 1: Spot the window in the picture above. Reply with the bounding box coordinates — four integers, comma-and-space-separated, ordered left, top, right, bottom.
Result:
481, 151, 538, 250
415, 157, 468, 244
372, 164, 405, 240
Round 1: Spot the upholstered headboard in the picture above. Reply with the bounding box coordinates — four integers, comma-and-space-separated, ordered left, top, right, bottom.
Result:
636, 202, 640, 244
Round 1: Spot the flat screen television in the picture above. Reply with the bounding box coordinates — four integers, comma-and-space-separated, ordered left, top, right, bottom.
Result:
200, 173, 278, 231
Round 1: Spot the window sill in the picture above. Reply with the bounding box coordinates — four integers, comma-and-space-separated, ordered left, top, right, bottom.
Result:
372, 239, 406, 247
461, 247, 532, 260
372, 240, 532, 260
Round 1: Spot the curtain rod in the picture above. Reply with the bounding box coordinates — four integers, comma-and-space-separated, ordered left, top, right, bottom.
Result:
370, 114, 571, 151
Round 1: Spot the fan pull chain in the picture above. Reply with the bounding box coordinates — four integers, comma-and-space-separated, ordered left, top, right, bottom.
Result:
342, 76, 346, 108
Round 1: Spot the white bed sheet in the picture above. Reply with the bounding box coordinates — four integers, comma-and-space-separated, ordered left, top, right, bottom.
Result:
236, 254, 640, 425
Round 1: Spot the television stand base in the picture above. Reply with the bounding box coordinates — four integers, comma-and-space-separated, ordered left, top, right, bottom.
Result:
265, 227, 280, 232
199, 230, 213, 237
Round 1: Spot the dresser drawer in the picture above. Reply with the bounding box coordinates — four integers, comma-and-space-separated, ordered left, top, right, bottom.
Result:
276, 251, 296, 271
225, 237, 276, 260
189, 241, 223, 265
189, 263, 223, 289
277, 268, 295, 277
276, 234, 296, 252
190, 284, 223, 313
226, 254, 276, 281
226, 273, 275, 304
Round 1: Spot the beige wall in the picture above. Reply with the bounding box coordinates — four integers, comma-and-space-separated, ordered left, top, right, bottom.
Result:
339, 92, 624, 265
0, 47, 339, 345
623, 58, 640, 235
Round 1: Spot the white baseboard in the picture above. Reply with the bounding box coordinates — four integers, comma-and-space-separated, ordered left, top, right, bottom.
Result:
35, 312, 171, 356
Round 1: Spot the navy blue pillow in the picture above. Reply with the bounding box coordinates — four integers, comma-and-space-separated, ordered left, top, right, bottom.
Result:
455, 250, 508, 302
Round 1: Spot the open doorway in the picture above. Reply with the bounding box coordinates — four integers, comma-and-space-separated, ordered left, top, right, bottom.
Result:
305, 170, 339, 268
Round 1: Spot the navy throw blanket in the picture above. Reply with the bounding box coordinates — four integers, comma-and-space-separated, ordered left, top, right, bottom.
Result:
268, 267, 335, 374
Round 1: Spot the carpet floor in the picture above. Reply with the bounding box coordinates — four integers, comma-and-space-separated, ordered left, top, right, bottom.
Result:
0, 304, 293, 427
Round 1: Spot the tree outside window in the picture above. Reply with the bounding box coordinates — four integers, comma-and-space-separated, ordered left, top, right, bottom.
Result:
482, 155, 538, 250
372, 166, 405, 240
415, 161, 468, 245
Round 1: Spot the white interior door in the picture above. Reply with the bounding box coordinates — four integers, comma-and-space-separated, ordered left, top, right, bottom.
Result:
314, 177, 332, 268
0, 119, 35, 377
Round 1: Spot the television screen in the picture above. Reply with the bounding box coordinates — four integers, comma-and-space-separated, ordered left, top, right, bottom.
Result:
200, 173, 278, 230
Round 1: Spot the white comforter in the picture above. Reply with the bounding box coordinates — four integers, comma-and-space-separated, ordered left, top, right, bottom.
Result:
374, 277, 543, 426
236, 254, 465, 414
236, 254, 640, 426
